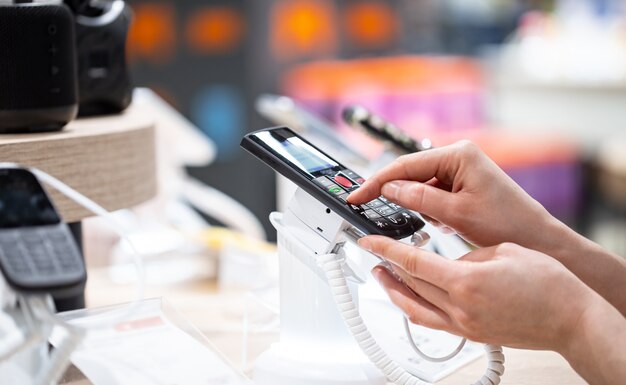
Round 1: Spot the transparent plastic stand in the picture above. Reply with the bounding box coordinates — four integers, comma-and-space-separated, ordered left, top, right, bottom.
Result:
0, 303, 49, 385
56, 298, 251, 385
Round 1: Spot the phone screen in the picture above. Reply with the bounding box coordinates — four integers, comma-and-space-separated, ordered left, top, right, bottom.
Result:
252, 129, 339, 176
0, 169, 61, 228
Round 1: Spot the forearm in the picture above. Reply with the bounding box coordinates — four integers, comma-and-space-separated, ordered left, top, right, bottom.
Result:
560, 296, 626, 385
536, 217, 626, 317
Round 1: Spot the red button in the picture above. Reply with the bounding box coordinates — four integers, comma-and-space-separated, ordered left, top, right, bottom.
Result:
356, 178, 365, 184
334, 175, 353, 188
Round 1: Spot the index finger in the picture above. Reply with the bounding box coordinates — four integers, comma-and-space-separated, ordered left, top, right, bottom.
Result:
358, 235, 458, 289
348, 146, 459, 204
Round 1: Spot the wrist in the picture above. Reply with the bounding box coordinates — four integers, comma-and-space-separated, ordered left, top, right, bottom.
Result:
557, 292, 604, 358
530, 214, 579, 264
557, 294, 626, 385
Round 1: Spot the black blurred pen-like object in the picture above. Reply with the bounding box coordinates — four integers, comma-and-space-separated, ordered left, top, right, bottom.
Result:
342, 105, 433, 154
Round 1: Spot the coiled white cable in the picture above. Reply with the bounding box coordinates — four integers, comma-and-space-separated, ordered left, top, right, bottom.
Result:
317, 253, 506, 385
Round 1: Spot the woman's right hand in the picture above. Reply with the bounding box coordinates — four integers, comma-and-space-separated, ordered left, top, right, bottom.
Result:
348, 140, 568, 252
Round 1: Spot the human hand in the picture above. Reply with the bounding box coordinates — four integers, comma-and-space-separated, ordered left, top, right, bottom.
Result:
348, 141, 566, 251
359, 235, 596, 352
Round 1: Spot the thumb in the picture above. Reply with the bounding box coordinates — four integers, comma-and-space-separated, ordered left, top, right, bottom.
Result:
381, 180, 459, 226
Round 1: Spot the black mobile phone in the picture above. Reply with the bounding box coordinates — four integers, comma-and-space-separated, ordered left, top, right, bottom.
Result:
0, 167, 86, 297
241, 127, 425, 239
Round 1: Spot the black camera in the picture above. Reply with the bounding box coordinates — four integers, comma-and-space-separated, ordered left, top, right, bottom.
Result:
65, 0, 133, 117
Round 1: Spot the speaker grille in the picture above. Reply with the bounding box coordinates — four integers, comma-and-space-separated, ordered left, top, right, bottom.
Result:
0, 4, 77, 110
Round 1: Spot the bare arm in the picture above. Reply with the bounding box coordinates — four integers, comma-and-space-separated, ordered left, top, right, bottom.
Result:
559, 293, 626, 385
539, 221, 626, 317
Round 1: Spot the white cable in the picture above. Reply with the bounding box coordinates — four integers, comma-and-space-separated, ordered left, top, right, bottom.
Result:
317, 253, 505, 385
377, 257, 467, 363
30, 167, 146, 328
181, 177, 267, 241
403, 317, 467, 363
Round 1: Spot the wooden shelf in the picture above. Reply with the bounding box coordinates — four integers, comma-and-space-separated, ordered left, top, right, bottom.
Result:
0, 104, 157, 222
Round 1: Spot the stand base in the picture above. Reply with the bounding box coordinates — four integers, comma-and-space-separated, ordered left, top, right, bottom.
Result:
254, 343, 386, 385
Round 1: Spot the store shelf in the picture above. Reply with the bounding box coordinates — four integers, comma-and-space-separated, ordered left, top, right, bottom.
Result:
0, 104, 157, 222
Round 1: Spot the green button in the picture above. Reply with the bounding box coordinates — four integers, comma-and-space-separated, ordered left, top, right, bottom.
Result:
328, 186, 342, 194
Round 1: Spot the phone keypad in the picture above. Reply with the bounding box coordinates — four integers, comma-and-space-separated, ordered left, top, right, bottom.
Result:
315, 169, 421, 231
366, 199, 385, 209
0, 226, 84, 284
374, 205, 397, 216
363, 209, 381, 219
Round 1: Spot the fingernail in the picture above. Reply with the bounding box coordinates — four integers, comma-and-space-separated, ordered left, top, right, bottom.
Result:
382, 181, 402, 199
357, 238, 372, 251
440, 226, 456, 235
371, 266, 383, 282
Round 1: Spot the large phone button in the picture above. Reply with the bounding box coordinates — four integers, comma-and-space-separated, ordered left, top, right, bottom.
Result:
387, 212, 409, 227
363, 209, 381, 219
366, 199, 385, 209
388, 202, 402, 212
334, 174, 353, 188
327, 184, 344, 195
374, 206, 395, 216
314, 176, 335, 188
349, 204, 364, 213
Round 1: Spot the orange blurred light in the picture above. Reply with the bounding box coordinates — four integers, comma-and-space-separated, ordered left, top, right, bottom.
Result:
345, 2, 398, 48
127, 3, 177, 64
186, 7, 245, 54
270, 0, 338, 60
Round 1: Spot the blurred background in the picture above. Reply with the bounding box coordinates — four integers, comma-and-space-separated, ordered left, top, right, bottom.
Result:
125, 0, 626, 255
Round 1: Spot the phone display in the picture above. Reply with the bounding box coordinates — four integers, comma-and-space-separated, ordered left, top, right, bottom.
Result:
241, 127, 425, 239
0, 168, 61, 228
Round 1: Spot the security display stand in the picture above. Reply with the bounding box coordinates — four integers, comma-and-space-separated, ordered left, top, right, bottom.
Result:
254, 188, 386, 385
0, 102, 157, 311
255, 188, 505, 385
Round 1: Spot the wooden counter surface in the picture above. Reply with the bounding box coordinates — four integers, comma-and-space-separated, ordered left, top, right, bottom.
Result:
78, 268, 586, 385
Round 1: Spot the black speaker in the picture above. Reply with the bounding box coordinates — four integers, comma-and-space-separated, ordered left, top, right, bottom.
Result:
0, 1, 78, 133
71, 0, 133, 116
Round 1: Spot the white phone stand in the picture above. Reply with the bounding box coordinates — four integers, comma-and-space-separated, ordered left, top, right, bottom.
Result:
253, 188, 386, 385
